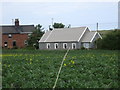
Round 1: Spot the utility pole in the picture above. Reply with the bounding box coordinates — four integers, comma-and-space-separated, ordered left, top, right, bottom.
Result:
97, 22, 98, 32
96, 22, 99, 49
52, 18, 54, 29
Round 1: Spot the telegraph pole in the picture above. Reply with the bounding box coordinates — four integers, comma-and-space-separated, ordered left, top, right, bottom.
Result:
52, 18, 54, 29
96, 22, 98, 32
96, 22, 98, 49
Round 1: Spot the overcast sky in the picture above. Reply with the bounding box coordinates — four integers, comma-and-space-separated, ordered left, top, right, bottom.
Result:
1, 1, 118, 30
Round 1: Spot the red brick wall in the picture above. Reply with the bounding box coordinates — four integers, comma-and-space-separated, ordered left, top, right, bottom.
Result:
2, 34, 29, 48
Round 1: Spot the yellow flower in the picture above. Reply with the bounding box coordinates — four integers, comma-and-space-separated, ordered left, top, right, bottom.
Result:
64, 64, 66, 66
72, 61, 75, 64
71, 60, 75, 64
30, 59, 32, 61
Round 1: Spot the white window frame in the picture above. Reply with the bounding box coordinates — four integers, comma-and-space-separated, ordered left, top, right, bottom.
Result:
24, 40, 28, 45
54, 43, 58, 49
83, 43, 89, 49
4, 42, 8, 47
72, 43, 76, 49
63, 43, 67, 49
46, 43, 50, 49
8, 34, 12, 38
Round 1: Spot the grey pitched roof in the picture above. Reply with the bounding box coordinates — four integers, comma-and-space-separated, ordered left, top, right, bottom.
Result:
39, 27, 87, 42
81, 32, 96, 42
40, 31, 51, 42
0, 25, 35, 34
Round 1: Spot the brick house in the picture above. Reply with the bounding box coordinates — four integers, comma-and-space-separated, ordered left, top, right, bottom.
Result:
0, 19, 35, 48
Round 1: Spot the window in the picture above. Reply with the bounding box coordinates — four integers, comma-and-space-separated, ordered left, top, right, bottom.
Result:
63, 43, 67, 49
83, 43, 89, 49
13, 41, 16, 47
47, 43, 50, 49
54, 43, 58, 49
24, 40, 28, 45
8, 34, 12, 38
4, 42, 8, 47
72, 43, 76, 49
28, 33, 31, 36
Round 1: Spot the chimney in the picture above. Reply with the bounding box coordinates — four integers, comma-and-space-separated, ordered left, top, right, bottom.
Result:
15, 19, 19, 26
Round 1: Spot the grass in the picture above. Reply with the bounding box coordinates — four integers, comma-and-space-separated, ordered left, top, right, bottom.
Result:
1, 49, 119, 88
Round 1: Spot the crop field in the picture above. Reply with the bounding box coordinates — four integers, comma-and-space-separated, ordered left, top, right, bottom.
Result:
1, 49, 119, 88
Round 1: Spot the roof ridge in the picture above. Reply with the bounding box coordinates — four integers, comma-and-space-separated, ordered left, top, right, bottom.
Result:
0, 25, 34, 27
54, 27, 87, 31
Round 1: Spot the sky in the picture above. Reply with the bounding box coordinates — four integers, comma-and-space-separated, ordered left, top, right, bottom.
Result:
0, 0, 119, 31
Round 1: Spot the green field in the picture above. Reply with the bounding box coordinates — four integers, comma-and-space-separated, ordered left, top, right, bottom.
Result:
1, 49, 119, 88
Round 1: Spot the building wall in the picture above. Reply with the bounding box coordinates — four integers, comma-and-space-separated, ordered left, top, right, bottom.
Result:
39, 42, 81, 50
91, 33, 101, 48
82, 33, 102, 49
2, 34, 28, 48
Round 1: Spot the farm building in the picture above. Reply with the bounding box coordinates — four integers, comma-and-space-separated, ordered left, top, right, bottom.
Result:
39, 27, 102, 50
0, 19, 35, 49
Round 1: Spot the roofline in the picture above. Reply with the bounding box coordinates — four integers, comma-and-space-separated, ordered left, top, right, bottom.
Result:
97, 32, 102, 39
90, 32, 102, 42
0, 25, 34, 27
20, 32, 33, 34
90, 32, 97, 42
39, 31, 51, 43
2, 33, 20, 34
39, 41, 78, 43
53, 27, 87, 30
78, 27, 88, 42
44, 30, 53, 42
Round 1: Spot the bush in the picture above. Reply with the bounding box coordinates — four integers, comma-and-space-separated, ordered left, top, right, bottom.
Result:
95, 30, 120, 50
13, 46, 18, 49
81, 46, 86, 50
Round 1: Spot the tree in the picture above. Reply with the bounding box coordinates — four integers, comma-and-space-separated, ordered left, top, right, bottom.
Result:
27, 24, 44, 49
53, 22, 65, 29
95, 30, 120, 50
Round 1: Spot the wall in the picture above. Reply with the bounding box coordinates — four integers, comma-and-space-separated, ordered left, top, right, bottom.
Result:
39, 42, 80, 50
2, 34, 28, 48
90, 33, 101, 48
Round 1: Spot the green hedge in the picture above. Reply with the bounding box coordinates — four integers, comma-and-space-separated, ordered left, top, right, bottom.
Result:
96, 30, 120, 50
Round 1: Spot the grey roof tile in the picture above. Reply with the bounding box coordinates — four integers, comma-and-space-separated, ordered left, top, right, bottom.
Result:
81, 32, 96, 42
39, 27, 87, 42
0, 25, 35, 34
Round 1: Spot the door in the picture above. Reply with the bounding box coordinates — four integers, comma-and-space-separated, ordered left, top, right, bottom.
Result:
13, 41, 16, 47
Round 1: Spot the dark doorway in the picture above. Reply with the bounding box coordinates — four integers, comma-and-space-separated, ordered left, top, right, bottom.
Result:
13, 41, 16, 47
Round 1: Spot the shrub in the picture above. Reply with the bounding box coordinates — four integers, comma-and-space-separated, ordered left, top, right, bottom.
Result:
81, 46, 86, 50
95, 30, 120, 50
